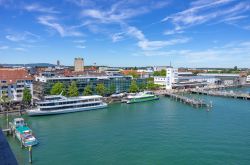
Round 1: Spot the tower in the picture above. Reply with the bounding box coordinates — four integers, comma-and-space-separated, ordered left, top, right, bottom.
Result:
74, 57, 84, 72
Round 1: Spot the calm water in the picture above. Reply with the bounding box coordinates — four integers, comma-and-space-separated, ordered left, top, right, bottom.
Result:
1, 88, 250, 165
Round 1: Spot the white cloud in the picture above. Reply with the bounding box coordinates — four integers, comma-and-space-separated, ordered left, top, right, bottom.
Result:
6, 31, 40, 42
37, 15, 83, 37
135, 40, 250, 66
124, 25, 190, 50
24, 3, 59, 13
162, 0, 250, 34
111, 32, 125, 42
138, 38, 190, 51
81, 0, 169, 24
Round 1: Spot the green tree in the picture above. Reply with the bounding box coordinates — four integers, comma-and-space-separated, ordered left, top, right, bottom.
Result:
129, 80, 139, 93
138, 83, 147, 91
83, 85, 92, 96
109, 84, 116, 94
153, 69, 166, 76
22, 87, 32, 105
68, 81, 79, 97
0, 91, 10, 111
50, 82, 66, 95
147, 82, 156, 90
96, 83, 106, 96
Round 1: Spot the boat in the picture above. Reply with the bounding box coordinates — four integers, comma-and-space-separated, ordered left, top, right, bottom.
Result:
27, 95, 108, 116
125, 91, 159, 104
11, 118, 38, 147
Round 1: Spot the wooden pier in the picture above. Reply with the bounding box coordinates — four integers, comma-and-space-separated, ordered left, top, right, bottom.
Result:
191, 89, 250, 100
164, 92, 211, 108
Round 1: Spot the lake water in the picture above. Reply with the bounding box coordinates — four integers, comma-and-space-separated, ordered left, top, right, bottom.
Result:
1, 88, 250, 165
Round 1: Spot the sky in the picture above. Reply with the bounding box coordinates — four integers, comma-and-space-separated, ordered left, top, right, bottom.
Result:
0, 0, 250, 68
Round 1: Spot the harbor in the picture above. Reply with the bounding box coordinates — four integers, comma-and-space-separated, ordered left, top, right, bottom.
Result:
1, 87, 250, 164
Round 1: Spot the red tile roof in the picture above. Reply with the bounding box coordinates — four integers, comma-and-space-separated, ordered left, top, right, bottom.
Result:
0, 68, 33, 84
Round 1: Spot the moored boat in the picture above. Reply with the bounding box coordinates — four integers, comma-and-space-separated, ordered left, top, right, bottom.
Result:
11, 118, 38, 147
126, 91, 159, 104
27, 95, 107, 116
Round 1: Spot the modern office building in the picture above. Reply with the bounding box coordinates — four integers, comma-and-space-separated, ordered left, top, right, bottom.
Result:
0, 68, 33, 101
34, 75, 147, 98
74, 57, 84, 72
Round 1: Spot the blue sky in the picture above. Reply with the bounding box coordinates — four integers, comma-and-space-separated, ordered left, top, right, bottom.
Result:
0, 0, 250, 67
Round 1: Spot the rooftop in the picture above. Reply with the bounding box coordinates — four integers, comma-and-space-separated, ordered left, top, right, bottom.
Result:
0, 68, 33, 84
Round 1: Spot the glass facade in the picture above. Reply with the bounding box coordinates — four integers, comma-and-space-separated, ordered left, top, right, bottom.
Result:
38, 76, 147, 95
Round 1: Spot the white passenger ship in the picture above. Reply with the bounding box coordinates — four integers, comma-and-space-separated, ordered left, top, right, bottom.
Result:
27, 95, 107, 116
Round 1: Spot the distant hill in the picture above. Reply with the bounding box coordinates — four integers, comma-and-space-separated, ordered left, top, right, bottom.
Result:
0, 63, 56, 67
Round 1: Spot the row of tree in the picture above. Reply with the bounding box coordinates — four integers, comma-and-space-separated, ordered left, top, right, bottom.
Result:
50, 81, 117, 97
50, 80, 160, 97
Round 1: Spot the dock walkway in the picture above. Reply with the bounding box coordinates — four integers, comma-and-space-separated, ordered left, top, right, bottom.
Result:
164, 92, 211, 108
191, 89, 250, 100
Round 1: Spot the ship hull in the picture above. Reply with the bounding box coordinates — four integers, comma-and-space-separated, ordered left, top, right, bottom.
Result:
127, 96, 159, 104
27, 103, 108, 116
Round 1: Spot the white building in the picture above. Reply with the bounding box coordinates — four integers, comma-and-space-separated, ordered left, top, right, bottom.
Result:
154, 68, 221, 89
0, 68, 33, 101
154, 76, 167, 86
247, 75, 250, 83
166, 68, 178, 89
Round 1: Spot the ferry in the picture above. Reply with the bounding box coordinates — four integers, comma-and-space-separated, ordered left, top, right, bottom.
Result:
125, 91, 159, 104
27, 95, 107, 116
10, 118, 38, 147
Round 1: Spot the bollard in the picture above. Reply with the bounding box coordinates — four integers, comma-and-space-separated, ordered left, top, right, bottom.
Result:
29, 146, 32, 163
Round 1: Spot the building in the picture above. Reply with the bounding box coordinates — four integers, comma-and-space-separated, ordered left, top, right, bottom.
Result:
0, 68, 33, 101
34, 75, 147, 98
247, 75, 250, 83
166, 67, 178, 89
57, 60, 60, 67
74, 57, 84, 72
153, 66, 168, 72
197, 73, 240, 85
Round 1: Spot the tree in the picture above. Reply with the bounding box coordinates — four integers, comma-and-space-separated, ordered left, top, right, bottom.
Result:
96, 83, 106, 96
147, 82, 156, 90
153, 69, 166, 76
50, 82, 66, 95
109, 84, 116, 94
68, 81, 79, 97
234, 66, 238, 71
138, 83, 147, 91
129, 80, 139, 93
22, 88, 32, 105
0, 91, 10, 111
83, 85, 92, 96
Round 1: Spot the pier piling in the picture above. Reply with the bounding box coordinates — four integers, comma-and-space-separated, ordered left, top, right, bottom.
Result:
29, 146, 33, 163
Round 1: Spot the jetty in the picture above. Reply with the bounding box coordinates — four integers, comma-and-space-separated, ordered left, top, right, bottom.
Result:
164, 92, 211, 108
191, 89, 250, 100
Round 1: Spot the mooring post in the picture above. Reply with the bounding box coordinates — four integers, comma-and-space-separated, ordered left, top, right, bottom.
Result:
28, 146, 33, 163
